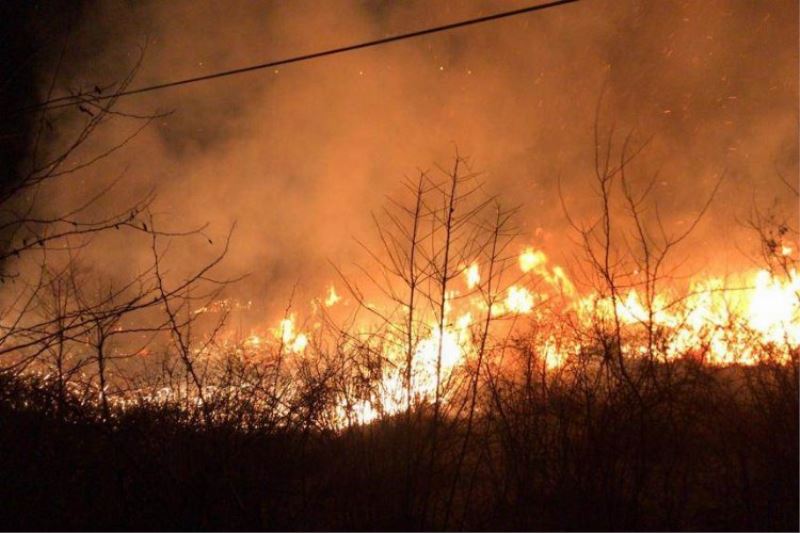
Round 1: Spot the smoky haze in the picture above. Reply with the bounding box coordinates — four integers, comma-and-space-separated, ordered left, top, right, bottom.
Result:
32, 0, 799, 320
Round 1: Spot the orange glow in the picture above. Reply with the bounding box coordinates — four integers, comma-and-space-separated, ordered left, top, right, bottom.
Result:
505, 285, 534, 314
519, 247, 547, 273
324, 285, 341, 307
464, 263, 481, 289
276, 315, 309, 353
203, 249, 799, 427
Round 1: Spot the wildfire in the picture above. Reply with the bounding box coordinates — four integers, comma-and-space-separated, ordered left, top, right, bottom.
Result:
748, 269, 800, 344
214, 246, 798, 428
276, 315, 308, 353
520, 246, 576, 295
464, 263, 481, 289
519, 247, 547, 273
504, 285, 535, 314
324, 285, 341, 307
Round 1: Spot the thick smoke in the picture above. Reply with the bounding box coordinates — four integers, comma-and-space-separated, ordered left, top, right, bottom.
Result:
35, 0, 799, 318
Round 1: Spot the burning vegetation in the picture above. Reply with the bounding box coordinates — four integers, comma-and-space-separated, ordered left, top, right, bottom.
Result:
0, 1, 798, 530
0, 140, 796, 530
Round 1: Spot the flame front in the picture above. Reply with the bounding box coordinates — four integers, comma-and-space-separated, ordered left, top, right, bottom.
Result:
241, 247, 799, 427
276, 315, 308, 353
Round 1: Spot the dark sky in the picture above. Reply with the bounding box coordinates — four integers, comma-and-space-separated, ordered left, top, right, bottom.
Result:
6, 0, 799, 312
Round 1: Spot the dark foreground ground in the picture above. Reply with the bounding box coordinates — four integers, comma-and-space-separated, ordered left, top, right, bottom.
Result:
0, 364, 797, 531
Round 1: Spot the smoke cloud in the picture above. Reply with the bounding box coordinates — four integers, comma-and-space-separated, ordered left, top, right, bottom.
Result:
35, 0, 799, 318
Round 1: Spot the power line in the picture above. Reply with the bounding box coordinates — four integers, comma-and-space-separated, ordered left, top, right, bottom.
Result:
28, 0, 581, 113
